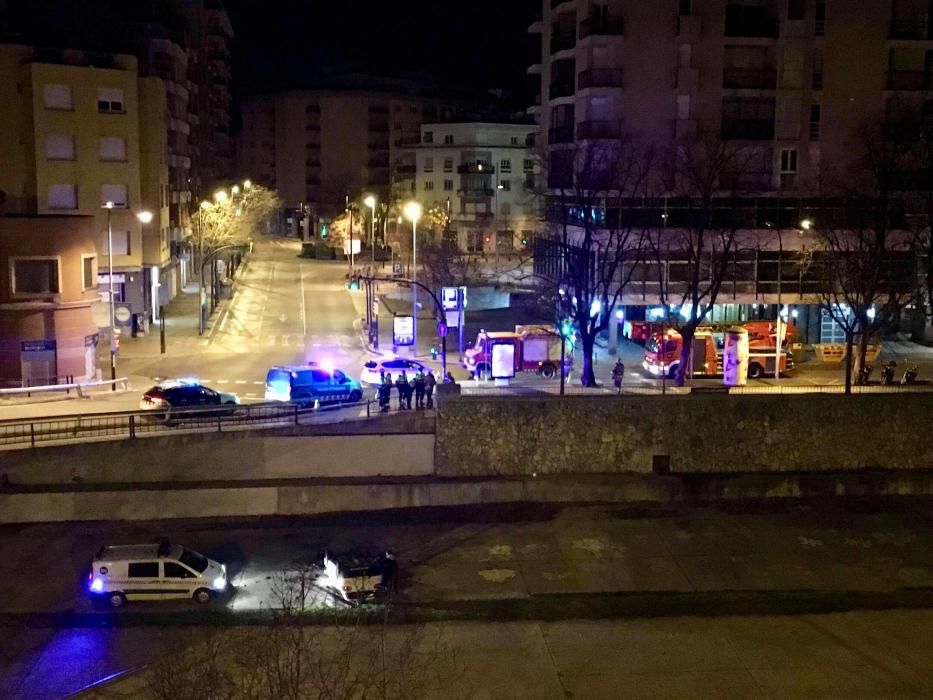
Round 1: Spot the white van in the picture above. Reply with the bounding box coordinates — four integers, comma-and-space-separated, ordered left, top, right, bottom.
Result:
87, 540, 227, 607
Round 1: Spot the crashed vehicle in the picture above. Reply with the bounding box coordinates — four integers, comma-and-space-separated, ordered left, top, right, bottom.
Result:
318, 550, 397, 604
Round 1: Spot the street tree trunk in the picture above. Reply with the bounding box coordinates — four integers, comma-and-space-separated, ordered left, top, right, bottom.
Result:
579, 331, 597, 387
844, 331, 854, 394
674, 325, 695, 387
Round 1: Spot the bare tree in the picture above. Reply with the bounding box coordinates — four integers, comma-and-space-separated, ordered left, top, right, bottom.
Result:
648, 135, 759, 386
813, 119, 919, 392
537, 138, 656, 387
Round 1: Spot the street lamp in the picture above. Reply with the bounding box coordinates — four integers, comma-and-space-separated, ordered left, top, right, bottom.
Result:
214, 189, 228, 203
364, 195, 377, 271
403, 200, 423, 354
198, 200, 211, 335
231, 184, 240, 196
101, 201, 117, 387
243, 179, 252, 190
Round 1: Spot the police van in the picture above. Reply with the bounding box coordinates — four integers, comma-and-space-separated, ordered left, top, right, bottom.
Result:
87, 540, 227, 607
264, 362, 364, 405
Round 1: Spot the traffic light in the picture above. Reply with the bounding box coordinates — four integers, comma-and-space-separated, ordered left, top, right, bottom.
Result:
561, 320, 573, 339
320, 223, 328, 238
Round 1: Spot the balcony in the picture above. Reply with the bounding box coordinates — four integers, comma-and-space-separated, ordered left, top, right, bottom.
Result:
579, 15, 624, 39
550, 32, 576, 54
886, 70, 933, 90
577, 120, 622, 139
578, 68, 623, 89
725, 8, 779, 38
459, 187, 495, 198
395, 164, 416, 175
721, 119, 775, 140
890, 18, 932, 40
457, 163, 494, 174
548, 125, 574, 143
549, 80, 575, 99
723, 67, 777, 89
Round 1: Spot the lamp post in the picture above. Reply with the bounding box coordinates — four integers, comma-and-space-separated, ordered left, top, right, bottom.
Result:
198, 200, 210, 335
364, 194, 377, 272
403, 201, 423, 354
101, 202, 117, 387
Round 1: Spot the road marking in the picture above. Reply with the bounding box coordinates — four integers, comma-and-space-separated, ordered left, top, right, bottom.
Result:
217, 380, 229, 384
253, 381, 264, 385
235, 380, 247, 384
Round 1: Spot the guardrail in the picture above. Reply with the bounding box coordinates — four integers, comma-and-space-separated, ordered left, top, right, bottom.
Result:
0, 377, 132, 399
0, 398, 375, 450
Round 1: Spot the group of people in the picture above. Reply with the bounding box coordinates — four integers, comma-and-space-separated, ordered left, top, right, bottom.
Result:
377, 369, 441, 412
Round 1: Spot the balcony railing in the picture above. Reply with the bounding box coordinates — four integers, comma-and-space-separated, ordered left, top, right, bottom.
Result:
890, 18, 931, 40
457, 163, 494, 174
550, 32, 576, 54
723, 67, 777, 89
576, 120, 622, 140
721, 119, 775, 140
459, 187, 495, 197
886, 70, 933, 90
578, 68, 624, 89
549, 80, 575, 98
548, 125, 574, 144
579, 15, 624, 38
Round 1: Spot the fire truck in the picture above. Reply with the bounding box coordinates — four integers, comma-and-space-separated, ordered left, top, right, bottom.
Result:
463, 325, 572, 380
643, 321, 796, 379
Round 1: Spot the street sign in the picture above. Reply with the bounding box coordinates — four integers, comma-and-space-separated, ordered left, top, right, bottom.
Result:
21, 339, 56, 353
441, 286, 467, 310
393, 315, 414, 346
392, 261, 402, 275
114, 304, 132, 324
491, 342, 516, 379
437, 321, 448, 338
343, 239, 361, 255
445, 310, 460, 329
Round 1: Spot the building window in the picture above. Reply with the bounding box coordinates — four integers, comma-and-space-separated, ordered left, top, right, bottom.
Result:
677, 94, 691, 120
780, 148, 798, 188
443, 158, 454, 172
45, 134, 75, 160
424, 181, 434, 191
43, 83, 73, 110
500, 159, 512, 173
815, 1, 826, 36
100, 136, 127, 162
101, 184, 128, 208
679, 0, 692, 15
11, 258, 60, 295
500, 203, 512, 216
787, 0, 805, 20
510, 136, 519, 145
443, 179, 454, 191
500, 179, 511, 191
523, 159, 535, 172
48, 184, 77, 210
81, 255, 97, 290
97, 88, 125, 114
424, 157, 434, 173
809, 104, 821, 140
812, 49, 823, 90
103, 230, 131, 256
423, 131, 433, 143
466, 230, 483, 253
444, 134, 454, 144
410, 106, 418, 113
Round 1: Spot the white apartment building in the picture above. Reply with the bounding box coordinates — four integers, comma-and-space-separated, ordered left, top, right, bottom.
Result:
413, 123, 539, 254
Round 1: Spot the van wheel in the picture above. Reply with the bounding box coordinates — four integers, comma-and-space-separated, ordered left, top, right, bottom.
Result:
108, 592, 126, 608
748, 363, 765, 379
193, 588, 212, 605
349, 389, 362, 402
540, 364, 556, 379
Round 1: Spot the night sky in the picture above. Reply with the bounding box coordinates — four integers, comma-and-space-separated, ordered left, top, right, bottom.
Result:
225, 0, 539, 99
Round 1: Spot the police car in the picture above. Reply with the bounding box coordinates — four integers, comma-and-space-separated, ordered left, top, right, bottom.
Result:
264, 362, 364, 405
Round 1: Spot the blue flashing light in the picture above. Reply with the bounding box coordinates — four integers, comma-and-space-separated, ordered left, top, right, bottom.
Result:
90, 578, 103, 593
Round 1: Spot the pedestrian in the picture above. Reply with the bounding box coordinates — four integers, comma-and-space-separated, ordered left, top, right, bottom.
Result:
395, 372, 408, 410
413, 371, 425, 409
379, 373, 392, 413
406, 375, 415, 410
611, 359, 625, 394
444, 371, 457, 385
425, 370, 436, 408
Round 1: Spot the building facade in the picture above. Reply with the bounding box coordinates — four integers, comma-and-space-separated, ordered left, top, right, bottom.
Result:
0, 44, 172, 363
529, 0, 933, 342
413, 122, 540, 254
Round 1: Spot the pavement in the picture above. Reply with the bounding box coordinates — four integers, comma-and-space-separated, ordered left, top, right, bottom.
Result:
3, 502, 933, 697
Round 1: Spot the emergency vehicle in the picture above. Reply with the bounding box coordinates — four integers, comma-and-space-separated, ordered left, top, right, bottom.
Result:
463, 325, 572, 380
264, 362, 364, 404
643, 321, 796, 379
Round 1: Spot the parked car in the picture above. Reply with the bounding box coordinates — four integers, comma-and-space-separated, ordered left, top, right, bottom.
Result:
360, 356, 430, 384
264, 363, 363, 405
87, 540, 227, 608
139, 380, 239, 415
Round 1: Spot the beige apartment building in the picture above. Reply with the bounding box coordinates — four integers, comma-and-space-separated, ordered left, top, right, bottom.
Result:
530, 0, 933, 342
0, 44, 172, 380
238, 90, 456, 226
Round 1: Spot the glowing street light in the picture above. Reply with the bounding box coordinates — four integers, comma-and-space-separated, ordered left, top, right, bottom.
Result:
403, 201, 423, 354
231, 184, 240, 195
800, 218, 813, 230
135, 210, 154, 224
200, 200, 211, 210
214, 190, 228, 203
243, 179, 252, 190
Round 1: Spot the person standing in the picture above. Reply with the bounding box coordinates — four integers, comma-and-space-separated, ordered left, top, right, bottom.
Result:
379, 373, 392, 413
425, 370, 436, 408
406, 375, 415, 410
413, 371, 426, 409
395, 371, 408, 410
611, 359, 625, 394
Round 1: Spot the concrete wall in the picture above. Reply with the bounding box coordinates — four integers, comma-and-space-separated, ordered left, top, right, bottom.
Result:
435, 394, 933, 476
0, 426, 435, 485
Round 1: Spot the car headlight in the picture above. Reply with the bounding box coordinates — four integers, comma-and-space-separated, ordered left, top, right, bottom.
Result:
212, 576, 226, 590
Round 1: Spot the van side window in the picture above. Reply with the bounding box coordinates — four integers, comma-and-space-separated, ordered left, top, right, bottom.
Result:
128, 562, 159, 577
163, 562, 194, 578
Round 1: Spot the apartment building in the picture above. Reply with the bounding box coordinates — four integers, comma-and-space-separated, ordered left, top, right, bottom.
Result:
529, 0, 933, 342
413, 123, 539, 254
0, 44, 171, 376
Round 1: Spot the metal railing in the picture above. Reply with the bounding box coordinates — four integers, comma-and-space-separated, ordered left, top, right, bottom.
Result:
0, 398, 376, 450
0, 377, 131, 399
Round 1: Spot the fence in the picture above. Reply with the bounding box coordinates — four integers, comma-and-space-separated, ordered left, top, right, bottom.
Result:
0, 398, 375, 450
